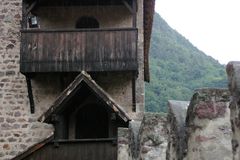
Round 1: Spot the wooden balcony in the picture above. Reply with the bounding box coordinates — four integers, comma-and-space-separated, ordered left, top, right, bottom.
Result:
20, 28, 138, 74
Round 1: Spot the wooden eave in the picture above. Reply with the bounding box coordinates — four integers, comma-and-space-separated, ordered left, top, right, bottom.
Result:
144, 0, 155, 82
38, 71, 131, 123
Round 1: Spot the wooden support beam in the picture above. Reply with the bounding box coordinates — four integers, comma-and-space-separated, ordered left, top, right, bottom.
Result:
22, 0, 28, 29
132, 71, 137, 112
26, 76, 35, 114
132, 0, 137, 27
122, 0, 134, 13
26, 0, 37, 15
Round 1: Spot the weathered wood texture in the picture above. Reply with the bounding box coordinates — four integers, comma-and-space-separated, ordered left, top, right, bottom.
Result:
16, 139, 117, 160
20, 28, 138, 73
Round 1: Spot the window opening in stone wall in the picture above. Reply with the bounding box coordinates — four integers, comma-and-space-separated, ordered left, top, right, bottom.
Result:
76, 16, 100, 28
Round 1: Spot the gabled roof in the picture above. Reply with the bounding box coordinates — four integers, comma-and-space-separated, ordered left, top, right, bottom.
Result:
39, 71, 131, 123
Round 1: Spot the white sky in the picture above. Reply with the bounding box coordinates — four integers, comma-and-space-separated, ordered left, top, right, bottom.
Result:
155, 0, 240, 64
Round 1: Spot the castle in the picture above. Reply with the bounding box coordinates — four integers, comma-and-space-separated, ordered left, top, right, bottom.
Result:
1, 0, 240, 160
0, 0, 155, 159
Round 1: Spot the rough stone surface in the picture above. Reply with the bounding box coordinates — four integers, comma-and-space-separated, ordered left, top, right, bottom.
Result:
0, 1, 55, 159
167, 100, 189, 160
138, 113, 168, 160
118, 128, 132, 160
185, 88, 232, 160
226, 61, 240, 160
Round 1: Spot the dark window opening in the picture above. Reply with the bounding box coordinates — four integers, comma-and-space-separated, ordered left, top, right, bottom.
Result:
76, 16, 100, 28
75, 104, 109, 139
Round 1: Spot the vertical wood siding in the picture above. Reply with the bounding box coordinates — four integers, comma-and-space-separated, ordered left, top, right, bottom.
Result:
20, 28, 138, 73
23, 139, 117, 160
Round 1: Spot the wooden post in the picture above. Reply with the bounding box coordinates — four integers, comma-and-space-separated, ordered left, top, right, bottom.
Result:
22, 0, 28, 29
132, 0, 137, 27
132, 71, 137, 112
26, 76, 35, 113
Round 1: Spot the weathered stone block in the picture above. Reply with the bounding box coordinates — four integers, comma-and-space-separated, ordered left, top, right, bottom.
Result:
226, 61, 240, 160
167, 100, 189, 160
185, 88, 232, 160
138, 112, 168, 160
118, 127, 132, 160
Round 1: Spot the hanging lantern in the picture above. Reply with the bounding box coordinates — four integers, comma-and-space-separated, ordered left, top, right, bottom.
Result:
28, 16, 38, 28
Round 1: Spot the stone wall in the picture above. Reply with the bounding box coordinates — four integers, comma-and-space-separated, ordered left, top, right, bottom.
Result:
135, 0, 145, 112
0, 1, 53, 159
137, 113, 168, 160
166, 100, 189, 160
226, 61, 240, 160
35, 6, 132, 29
93, 72, 134, 113
32, 72, 134, 116
185, 88, 232, 160
118, 127, 132, 160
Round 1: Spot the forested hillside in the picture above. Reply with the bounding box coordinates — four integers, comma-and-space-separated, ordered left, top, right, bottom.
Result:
145, 13, 227, 112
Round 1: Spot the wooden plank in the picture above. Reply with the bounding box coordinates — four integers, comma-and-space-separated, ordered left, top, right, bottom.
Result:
22, 140, 117, 160
20, 29, 138, 73
21, 0, 28, 29
132, 0, 137, 27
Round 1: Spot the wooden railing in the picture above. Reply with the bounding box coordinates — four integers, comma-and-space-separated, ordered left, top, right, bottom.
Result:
20, 28, 138, 73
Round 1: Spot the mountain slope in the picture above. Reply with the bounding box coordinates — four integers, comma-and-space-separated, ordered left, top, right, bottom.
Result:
145, 13, 227, 112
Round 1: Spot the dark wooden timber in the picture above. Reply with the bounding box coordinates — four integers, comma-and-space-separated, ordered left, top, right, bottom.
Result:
22, 0, 28, 29
26, 0, 37, 15
26, 0, 123, 6
12, 137, 117, 160
26, 76, 35, 113
144, 0, 155, 82
20, 28, 138, 73
132, 72, 136, 112
132, 0, 137, 27
122, 0, 133, 13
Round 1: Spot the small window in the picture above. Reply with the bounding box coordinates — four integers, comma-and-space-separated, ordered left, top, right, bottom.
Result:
76, 16, 100, 29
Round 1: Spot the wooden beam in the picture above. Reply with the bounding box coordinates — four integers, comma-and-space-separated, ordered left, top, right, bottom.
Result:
22, 0, 28, 29
26, 76, 35, 114
26, 0, 37, 15
122, 0, 134, 13
132, 71, 137, 112
132, 0, 137, 27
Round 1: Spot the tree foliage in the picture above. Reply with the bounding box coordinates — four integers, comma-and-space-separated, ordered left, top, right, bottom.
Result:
145, 13, 227, 112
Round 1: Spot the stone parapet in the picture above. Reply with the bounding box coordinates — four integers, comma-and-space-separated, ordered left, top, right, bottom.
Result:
137, 112, 168, 160
226, 61, 240, 160
166, 100, 189, 160
185, 88, 232, 160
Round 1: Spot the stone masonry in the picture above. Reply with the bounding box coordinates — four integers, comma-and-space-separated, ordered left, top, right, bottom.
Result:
0, 1, 53, 159
137, 113, 168, 160
226, 61, 240, 160
184, 88, 232, 160
166, 100, 189, 160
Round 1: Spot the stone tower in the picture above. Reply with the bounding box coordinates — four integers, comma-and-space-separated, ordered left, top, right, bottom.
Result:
0, 0, 155, 159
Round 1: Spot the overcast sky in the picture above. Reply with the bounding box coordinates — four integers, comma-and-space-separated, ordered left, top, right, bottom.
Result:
154, 0, 240, 64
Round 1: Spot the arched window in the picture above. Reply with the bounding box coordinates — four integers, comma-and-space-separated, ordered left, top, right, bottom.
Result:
76, 16, 100, 29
